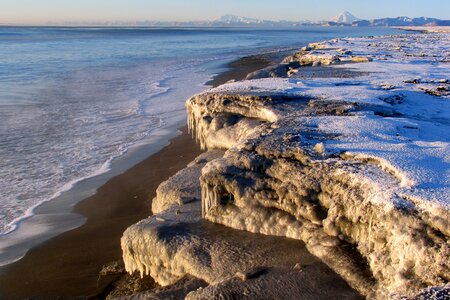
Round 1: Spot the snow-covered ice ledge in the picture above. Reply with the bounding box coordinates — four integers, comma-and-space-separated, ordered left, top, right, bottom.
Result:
123, 32, 449, 299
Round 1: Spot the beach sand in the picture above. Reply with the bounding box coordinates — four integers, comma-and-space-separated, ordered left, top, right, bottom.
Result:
0, 54, 276, 299
0, 127, 203, 299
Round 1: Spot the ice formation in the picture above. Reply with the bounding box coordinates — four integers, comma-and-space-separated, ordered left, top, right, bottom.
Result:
122, 32, 449, 299
121, 151, 360, 299
191, 33, 450, 298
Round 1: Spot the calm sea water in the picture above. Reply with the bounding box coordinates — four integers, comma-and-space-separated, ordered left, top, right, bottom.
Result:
0, 26, 401, 235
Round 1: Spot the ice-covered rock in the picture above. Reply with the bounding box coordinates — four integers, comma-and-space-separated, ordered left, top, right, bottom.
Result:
283, 51, 341, 66
122, 151, 224, 285
151, 151, 224, 214
186, 33, 450, 298
186, 91, 284, 150
122, 150, 359, 297
122, 32, 449, 299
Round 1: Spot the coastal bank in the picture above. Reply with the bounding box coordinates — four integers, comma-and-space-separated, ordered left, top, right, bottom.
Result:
122, 30, 449, 299
0, 52, 280, 299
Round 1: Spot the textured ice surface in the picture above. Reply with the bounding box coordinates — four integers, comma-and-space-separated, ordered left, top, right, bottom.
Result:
186, 33, 449, 298
186, 265, 362, 300
123, 32, 449, 299
122, 151, 360, 298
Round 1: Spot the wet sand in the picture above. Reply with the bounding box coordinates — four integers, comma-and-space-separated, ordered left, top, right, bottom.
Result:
0, 54, 276, 299
0, 127, 203, 299
206, 50, 290, 87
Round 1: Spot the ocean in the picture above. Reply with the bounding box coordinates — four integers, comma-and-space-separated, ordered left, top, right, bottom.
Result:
0, 26, 401, 258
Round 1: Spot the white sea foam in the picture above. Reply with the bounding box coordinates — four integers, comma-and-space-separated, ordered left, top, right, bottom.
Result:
0, 60, 210, 235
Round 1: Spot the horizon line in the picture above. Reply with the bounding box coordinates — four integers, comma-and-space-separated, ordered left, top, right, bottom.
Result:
1, 12, 446, 27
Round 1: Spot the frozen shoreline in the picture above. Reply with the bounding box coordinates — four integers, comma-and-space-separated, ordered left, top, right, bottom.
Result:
122, 31, 449, 299
0, 30, 400, 274
0, 47, 288, 269
0, 49, 285, 299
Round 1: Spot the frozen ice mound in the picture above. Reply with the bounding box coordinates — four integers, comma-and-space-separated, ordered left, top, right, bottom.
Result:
122, 32, 449, 299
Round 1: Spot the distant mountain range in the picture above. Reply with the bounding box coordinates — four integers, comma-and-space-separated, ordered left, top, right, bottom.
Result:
212, 12, 448, 27
327, 12, 449, 27
214, 12, 449, 27
40, 12, 449, 27
353, 17, 450, 27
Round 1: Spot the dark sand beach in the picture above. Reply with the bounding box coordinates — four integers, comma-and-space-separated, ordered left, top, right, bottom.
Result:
0, 127, 203, 299
0, 54, 276, 299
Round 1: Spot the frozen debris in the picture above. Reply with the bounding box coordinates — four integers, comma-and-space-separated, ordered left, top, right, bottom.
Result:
380, 83, 396, 90
283, 51, 341, 66
152, 151, 224, 214
337, 48, 353, 55
287, 67, 299, 77
379, 94, 405, 105
350, 56, 373, 63
314, 142, 325, 155
419, 85, 449, 97
100, 260, 126, 276
308, 42, 336, 50
123, 150, 351, 291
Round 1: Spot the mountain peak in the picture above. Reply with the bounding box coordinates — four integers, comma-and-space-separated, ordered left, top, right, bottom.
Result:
331, 11, 360, 24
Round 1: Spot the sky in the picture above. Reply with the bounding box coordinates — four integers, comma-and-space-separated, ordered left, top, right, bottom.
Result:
1, 0, 449, 24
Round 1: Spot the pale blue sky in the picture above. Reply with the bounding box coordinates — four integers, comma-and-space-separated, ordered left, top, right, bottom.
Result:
1, 0, 449, 24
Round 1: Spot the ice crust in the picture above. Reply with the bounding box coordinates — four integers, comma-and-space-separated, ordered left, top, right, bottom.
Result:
122, 151, 360, 299
123, 32, 449, 299
191, 33, 449, 298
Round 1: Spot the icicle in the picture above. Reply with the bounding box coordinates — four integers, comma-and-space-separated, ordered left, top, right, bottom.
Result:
202, 185, 207, 217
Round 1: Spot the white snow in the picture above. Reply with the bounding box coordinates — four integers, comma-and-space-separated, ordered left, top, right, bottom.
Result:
330, 11, 360, 24
199, 32, 450, 211
185, 32, 450, 297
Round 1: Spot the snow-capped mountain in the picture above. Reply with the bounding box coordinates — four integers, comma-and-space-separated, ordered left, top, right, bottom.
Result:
352, 16, 443, 27
331, 11, 360, 24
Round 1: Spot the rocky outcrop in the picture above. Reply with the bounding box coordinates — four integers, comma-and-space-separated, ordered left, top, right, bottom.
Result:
198, 130, 448, 298
247, 41, 374, 80
185, 87, 448, 298
121, 151, 361, 299
185, 33, 450, 299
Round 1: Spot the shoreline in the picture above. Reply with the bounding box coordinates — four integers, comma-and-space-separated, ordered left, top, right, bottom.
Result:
0, 48, 287, 262
0, 118, 185, 268
0, 127, 203, 299
0, 27, 400, 256
2, 28, 444, 298
0, 53, 277, 299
